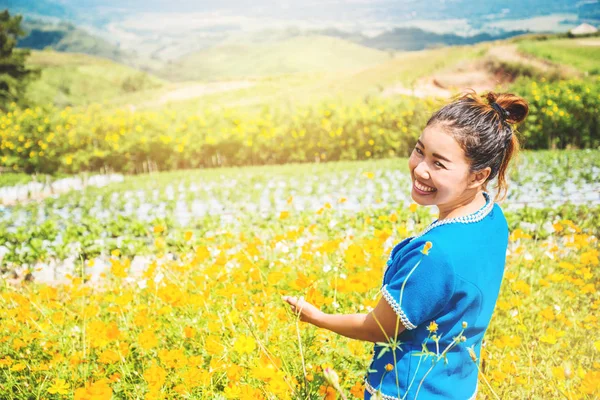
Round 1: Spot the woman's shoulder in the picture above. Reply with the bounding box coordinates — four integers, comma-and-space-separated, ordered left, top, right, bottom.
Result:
389, 233, 453, 272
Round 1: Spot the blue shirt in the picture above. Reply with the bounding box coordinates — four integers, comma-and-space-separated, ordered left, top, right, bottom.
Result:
364, 192, 508, 400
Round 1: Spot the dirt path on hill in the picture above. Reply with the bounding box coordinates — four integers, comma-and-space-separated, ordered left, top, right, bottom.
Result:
381, 58, 509, 100
487, 44, 557, 73
151, 80, 256, 106
381, 43, 581, 99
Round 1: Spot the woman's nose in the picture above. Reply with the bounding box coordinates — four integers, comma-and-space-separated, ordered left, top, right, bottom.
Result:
414, 161, 430, 180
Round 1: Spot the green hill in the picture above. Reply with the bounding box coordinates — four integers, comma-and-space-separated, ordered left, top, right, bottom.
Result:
18, 20, 133, 65
157, 35, 393, 82
25, 50, 165, 107
20, 32, 600, 112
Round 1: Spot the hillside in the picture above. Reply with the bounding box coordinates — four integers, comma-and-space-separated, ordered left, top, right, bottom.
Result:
156, 35, 393, 82
317, 27, 529, 51
25, 50, 164, 107
18, 20, 132, 64
20, 32, 599, 112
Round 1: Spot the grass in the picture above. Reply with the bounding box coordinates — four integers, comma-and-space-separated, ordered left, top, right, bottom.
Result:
156, 35, 393, 82
149, 42, 490, 113
25, 50, 165, 108
517, 37, 600, 76
21, 34, 600, 114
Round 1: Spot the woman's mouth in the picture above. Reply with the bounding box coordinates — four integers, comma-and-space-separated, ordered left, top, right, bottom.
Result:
413, 180, 437, 194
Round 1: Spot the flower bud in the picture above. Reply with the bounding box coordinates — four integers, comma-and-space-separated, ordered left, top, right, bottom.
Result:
467, 346, 477, 362
323, 367, 340, 390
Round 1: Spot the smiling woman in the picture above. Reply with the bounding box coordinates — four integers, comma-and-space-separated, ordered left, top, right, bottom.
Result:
283, 89, 529, 400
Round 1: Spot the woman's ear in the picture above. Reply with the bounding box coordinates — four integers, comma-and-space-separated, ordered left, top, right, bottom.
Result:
467, 167, 491, 189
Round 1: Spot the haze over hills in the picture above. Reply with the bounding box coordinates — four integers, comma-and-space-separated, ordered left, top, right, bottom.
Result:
158, 35, 394, 82
4, 0, 600, 108
6, 0, 598, 64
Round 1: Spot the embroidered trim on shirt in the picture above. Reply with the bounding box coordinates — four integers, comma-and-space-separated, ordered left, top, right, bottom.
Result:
381, 284, 417, 330
365, 377, 478, 400
364, 378, 402, 400
381, 192, 494, 290
409, 191, 494, 243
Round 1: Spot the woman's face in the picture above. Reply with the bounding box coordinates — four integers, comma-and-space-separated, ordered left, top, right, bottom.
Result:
408, 124, 476, 209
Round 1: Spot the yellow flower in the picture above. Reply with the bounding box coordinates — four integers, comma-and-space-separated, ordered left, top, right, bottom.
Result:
98, 349, 120, 365
409, 203, 418, 213
138, 330, 158, 350
48, 378, 70, 395
426, 321, 438, 333
205, 336, 224, 355
385, 363, 394, 372
421, 241, 433, 255
552, 366, 565, 380
579, 371, 600, 394
540, 333, 557, 345
233, 335, 256, 354
10, 362, 26, 372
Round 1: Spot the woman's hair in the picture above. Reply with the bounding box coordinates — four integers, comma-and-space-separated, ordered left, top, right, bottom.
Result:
425, 89, 529, 202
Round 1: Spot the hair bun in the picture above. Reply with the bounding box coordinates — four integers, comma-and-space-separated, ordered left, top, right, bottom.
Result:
485, 91, 529, 124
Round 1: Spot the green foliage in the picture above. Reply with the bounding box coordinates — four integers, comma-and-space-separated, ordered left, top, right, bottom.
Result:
0, 97, 440, 174
3, 71, 600, 175
0, 10, 39, 110
0, 172, 33, 187
510, 77, 600, 149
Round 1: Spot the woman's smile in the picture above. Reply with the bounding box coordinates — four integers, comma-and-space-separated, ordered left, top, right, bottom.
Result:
413, 179, 437, 194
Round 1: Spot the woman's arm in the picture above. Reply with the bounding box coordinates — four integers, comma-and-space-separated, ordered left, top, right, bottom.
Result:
282, 295, 406, 343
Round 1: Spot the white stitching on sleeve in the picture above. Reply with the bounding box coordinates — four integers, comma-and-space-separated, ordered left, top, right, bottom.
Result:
381, 284, 417, 330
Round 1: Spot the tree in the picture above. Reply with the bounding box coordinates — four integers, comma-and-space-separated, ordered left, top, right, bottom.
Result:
0, 9, 39, 110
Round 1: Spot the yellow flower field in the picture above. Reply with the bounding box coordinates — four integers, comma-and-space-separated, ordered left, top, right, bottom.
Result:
1, 204, 598, 399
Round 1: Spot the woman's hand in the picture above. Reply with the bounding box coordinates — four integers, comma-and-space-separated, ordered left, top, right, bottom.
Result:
282, 295, 324, 325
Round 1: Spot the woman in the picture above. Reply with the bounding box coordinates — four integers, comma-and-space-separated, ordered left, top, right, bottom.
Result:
283, 90, 529, 399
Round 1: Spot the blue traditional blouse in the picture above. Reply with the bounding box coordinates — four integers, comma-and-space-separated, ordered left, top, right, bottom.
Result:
364, 192, 509, 400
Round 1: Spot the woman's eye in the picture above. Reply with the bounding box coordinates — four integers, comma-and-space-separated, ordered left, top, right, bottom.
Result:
415, 147, 423, 155
435, 161, 445, 168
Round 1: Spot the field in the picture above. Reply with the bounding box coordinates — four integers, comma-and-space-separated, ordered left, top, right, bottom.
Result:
2, 29, 600, 399
1, 151, 600, 398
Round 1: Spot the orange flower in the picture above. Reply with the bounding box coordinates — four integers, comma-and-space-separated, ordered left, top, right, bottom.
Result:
350, 381, 365, 398
143, 365, 167, 390
184, 326, 196, 339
